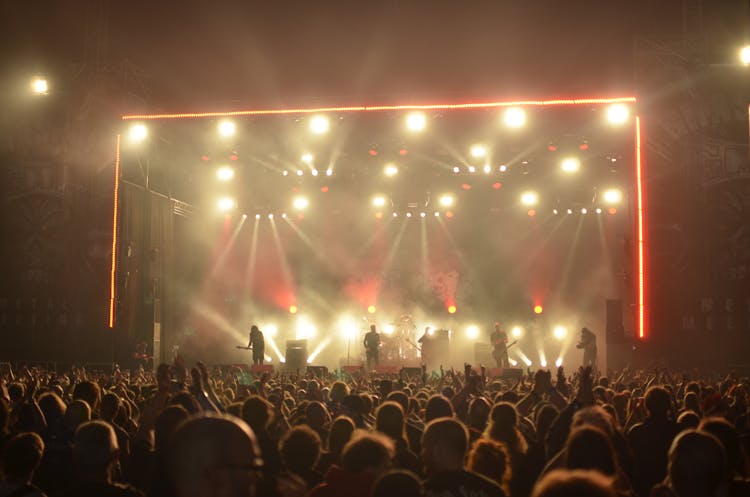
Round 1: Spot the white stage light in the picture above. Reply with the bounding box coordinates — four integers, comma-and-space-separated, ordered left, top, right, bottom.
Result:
503, 107, 526, 128
218, 120, 236, 137
483, 164, 492, 174
406, 112, 427, 131
31, 78, 48, 94
553, 326, 568, 340
520, 192, 538, 206
555, 358, 563, 367
293, 196, 309, 210
216, 166, 234, 181
384, 164, 399, 177
452, 166, 460, 173
581, 208, 588, 214
439, 195, 454, 207
406, 212, 412, 218
434, 212, 440, 217
129, 124, 148, 141
296, 318, 317, 340
596, 208, 602, 214
466, 325, 480, 339
567, 209, 573, 214
741, 46, 750, 65
511, 326, 523, 338
326, 169, 333, 176
301, 153, 313, 164
217, 197, 235, 211
499, 165, 508, 172
296, 170, 304, 176
384, 325, 395, 335
282, 170, 289, 176
561, 157, 580, 173
242, 214, 247, 219
393, 212, 398, 218
509, 358, 518, 366
265, 324, 278, 337
372, 195, 387, 208
255, 214, 261, 219
603, 189, 622, 204
311, 169, 319, 176
420, 212, 426, 218
281, 213, 287, 219
310, 115, 329, 134
540, 359, 548, 368
468, 166, 476, 173
470, 145, 487, 158
606, 104, 630, 125
268, 214, 274, 219
553, 209, 559, 215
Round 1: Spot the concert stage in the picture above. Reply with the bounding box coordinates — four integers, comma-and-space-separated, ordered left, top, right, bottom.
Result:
109, 96, 646, 372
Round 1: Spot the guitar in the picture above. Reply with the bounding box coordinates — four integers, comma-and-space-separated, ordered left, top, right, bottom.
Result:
236, 345, 254, 350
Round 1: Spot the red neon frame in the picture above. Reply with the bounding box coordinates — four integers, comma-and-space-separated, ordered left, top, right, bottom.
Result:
110, 95, 647, 340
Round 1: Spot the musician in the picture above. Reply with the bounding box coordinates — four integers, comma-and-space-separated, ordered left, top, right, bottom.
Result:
363, 324, 381, 371
133, 341, 150, 369
576, 327, 597, 370
490, 322, 510, 368
417, 326, 434, 367
247, 325, 265, 366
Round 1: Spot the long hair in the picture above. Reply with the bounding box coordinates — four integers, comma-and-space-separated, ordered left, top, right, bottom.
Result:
485, 402, 528, 456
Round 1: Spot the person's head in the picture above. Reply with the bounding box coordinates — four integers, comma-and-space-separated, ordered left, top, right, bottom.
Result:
370, 324, 376, 333
667, 429, 727, 497
37, 392, 66, 428
157, 363, 172, 391
73, 421, 119, 481
342, 395, 366, 421
1, 432, 45, 483
570, 405, 614, 437
424, 394, 453, 422
167, 414, 263, 497
305, 401, 329, 429
486, 402, 527, 455
375, 401, 406, 442
372, 470, 422, 497
421, 417, 468, 474
65, 399, 92, 433
171, 391, 201, 415
699, 417, 745, 478
279, 426, 321, 475
7, 382, 25, 403
534, 403, 559, 440
100, 392, 121, 422
644, 386, 671, 420
154, 404, 190, 452
386, 391, 409, 414
73, 381, 101, 413
330, 381, 350, 404
683, 391, 701, 414
467, 438, 511, 494
328, 416, 356, 458
677, 410, 700, 430
250, 325, 259, 334
241, 395, 273, 435
467, 397, 491, 430
564, 426, 617, 476
494, 322, 501, 333
532, 469, 616, 497
341, 432, 394, 475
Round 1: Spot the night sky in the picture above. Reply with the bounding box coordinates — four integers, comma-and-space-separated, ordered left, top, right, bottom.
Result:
3, 0, 745, 110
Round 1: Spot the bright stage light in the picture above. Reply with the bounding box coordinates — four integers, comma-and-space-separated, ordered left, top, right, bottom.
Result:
509, 358, 518, 366
553, 209, 559, 215
218, 120, 236, 136
555, 358, 563, 367
511, 326, 523, 338
301, 153, 313, 164
129, 124, 148, 142
567, 209, 573, 214
466, 325, 480, 339
293, 196, 309, 210
553, 326, 568, 340
255, 214, 261, 219
470, 145, 487, 158
217, 197, 235, 211
311, 169, 319, 176
309, 115, 329, 134
741, 45, 750, 65
384, 325, 395, 335
521, 191, 538, 206
289, 305, 297, 314
296, 169, 304, 176
606, 104, 630, 125
384, 164, 399, 177
296, 318, 316, 340
427, 327, 435, 336
368, 305, 376, 314
281, 213, 287, 219
540, 359, 548, 368
406, 212, 412, 218
452, 166, 460, 173
420, 212, 426, 218
483, 164, 492, 174
406, 112, 427, 131
264, 324, 277, 337
326, 168, 333, 176
603, 189, 622, 204
596, 208, 602, 214
447, 305, 456, 314
393, 212, 398, 218
242, 214, 247, 219
31, 78, 48, 95
372, 195, 387, 208
503, 107, 526, 128
561, 157, 580, 173
468, 166, 476, 173
282, 170, 289, 176
434, 212, 440, 217
534, 305, 543, 314
581, 208, 588, 214
499, 165, 508, 172
439, 194, 454, 207
216, 166, 234, 181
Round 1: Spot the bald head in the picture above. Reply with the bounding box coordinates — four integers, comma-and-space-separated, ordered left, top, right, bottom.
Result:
168, 414, 262, 497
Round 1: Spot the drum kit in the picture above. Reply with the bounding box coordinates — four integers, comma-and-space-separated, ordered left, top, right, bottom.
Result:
380, 314, 419, 361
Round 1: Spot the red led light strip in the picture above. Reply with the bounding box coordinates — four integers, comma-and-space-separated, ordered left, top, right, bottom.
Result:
635, 116, 646, 339
121, 96, 637, 121
109, 134, 121, 328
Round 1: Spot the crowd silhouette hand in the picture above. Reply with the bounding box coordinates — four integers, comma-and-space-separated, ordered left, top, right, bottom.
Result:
575, 366, 594, 406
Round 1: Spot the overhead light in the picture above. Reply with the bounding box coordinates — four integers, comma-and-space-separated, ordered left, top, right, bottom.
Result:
606, 104, 630, 125
520, 191, 538, 206
483, 164, 492, 174
218, 120, 236, 137
301, 153, 313, 164
217, 197, 235, 212
310, 115, 329, 134
470, 145, 487, 158
31, 78, 48, 95
129, 124, 148, 142
372, 195, 387, 208
406, 112, 427, 131
503, 107, 526, 128
561, 157, 580, 173
741, 45, 750, 65
384, 164, 399, 176
293, 196, 309, 210
603, 189, 622, 204
452, 166, 461, 173
553, 326, 568, 340
439, 194, 454, 207
216, 166, 234, 181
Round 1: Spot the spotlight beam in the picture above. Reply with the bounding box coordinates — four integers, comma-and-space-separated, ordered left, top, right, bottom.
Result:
269, 218, 297, 305
244, 218, 260, 294
208, 216, 246, 279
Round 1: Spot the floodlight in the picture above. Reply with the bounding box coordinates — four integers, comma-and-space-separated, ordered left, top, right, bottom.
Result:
470, 145, 487, 158
301, 153, 313, 164
553, 326, 568, 340
217, 197, 235, 211
466, 325, 480, 339
384, 164, 399, 176
520, 192, 538, 206
310, 115, 329, 134
561, 157, 580, 173
503, 107, 526, 128
129, 124, 148, 141
293, 196, 309, 210
406, 112, 427, 131
216, 166, 234, 181
31, 78, 48, 94
483, 164, 492, 174
606, 104, 630, 125
511, 326, 523, 338
372, 195, 387, 208
218, 120, 236, 137
439, 195, 454, 207
603, 189, 622, 204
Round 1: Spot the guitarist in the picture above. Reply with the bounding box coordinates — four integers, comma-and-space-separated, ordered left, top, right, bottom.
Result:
247, 325, 265, 366
363, 324, 381, 371
491, 322, 510, 368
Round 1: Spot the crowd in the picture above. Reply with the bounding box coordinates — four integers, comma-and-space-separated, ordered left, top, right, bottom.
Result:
1, 357, 749, 497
